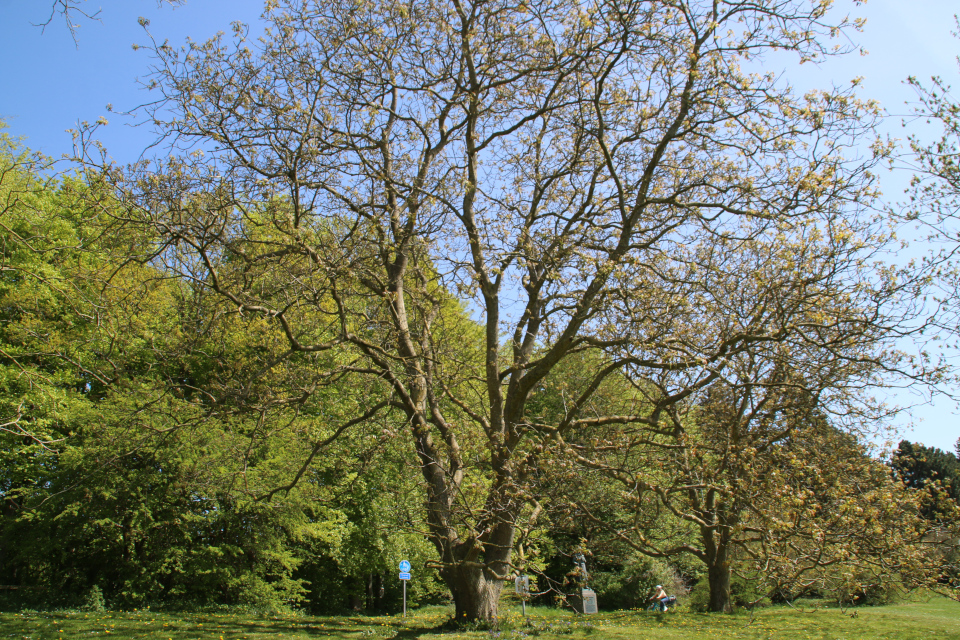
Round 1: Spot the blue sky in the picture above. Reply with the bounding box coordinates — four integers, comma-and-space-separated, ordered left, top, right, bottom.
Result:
1, 0, 958, 453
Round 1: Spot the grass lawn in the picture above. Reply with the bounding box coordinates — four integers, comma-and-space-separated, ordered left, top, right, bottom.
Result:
1, 597, 958, 639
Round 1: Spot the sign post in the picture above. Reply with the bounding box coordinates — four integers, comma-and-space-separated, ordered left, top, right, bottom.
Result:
514, 575, 530, 617
399, 560, 411, 617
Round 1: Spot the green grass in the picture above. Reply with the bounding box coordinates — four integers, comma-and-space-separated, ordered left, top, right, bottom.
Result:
0, 598, 958, 639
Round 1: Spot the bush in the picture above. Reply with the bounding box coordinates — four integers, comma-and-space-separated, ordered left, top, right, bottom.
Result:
843, 573, 905, 607
588, 555, 689, 610
81, 586, 106, 612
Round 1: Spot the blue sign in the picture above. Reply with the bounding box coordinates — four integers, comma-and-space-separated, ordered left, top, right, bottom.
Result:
399, 572, 411, 580
399, 560, 411, 572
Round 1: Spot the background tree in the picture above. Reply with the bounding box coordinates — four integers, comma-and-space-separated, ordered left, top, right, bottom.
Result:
892, 440, 960, 507
744, 428, 955, 605
79, 0, 906, 621
545, 213, 930, 612
0, 127, 64, 450
0, 132, 433, 611
561, 399, 949, 611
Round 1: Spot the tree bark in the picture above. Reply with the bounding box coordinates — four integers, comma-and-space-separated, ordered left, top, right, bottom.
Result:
706, 561, 733, 613
700, 503, 735, 613
428, 499, 517, 622
444, 564, 505, 623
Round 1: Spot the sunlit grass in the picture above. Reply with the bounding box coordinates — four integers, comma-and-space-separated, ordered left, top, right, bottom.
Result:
0, 597, 957, 639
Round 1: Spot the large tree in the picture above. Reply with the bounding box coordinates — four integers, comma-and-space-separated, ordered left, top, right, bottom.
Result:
79, 0, 905, 620
545, 222, 927, 612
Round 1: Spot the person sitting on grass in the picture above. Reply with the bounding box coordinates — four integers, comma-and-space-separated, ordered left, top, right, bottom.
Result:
648, 584, 670, 612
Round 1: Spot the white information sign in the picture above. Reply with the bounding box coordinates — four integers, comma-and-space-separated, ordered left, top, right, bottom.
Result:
514, 575, 530, 596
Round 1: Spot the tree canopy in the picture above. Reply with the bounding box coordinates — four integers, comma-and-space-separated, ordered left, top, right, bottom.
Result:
68, 0, 942, 621
0, 0, 956, 622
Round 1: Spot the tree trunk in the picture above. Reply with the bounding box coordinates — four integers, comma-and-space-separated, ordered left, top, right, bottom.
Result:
0, 497, 17, 584
700, 501, 737, 613
706, 562, 733, 613
416, 414, 518, 623
349, 593, 364, 611
444, 564, 504, 623
373, 572, 385, 610
365, 572, 385, 610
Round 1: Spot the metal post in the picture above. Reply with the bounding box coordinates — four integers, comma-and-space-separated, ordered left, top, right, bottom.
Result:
403, 580, 407, 617
522, 598, 526, 617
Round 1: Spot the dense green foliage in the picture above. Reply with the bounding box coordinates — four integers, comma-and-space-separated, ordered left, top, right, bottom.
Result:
893, 440, 960, 508
0, 131, 448, 613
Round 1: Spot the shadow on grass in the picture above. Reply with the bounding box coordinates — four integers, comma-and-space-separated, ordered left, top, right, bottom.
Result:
204, 614, 459, 639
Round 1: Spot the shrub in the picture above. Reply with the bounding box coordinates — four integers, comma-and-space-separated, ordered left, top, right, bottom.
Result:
81, 585, 106, 612
589, 555, 689, 610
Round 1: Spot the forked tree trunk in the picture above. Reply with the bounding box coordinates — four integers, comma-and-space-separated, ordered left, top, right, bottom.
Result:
414, 403, 518, 625
431, 515, 516, 622
444, 564, 505, 622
